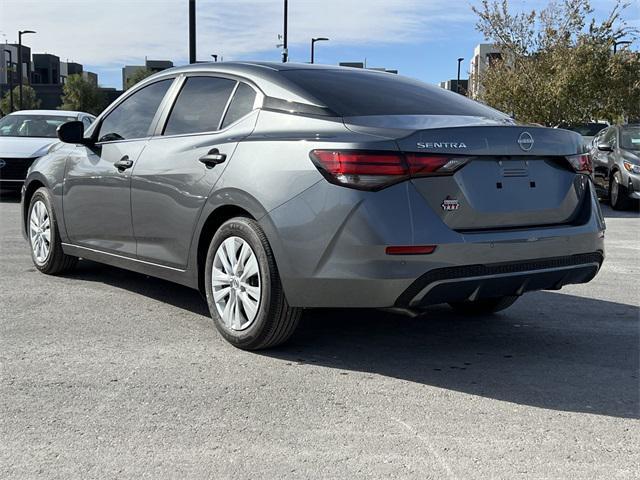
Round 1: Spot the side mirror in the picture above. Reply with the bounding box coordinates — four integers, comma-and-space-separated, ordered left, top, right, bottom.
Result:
57, 121, 92, 145
597, 143, 613, 152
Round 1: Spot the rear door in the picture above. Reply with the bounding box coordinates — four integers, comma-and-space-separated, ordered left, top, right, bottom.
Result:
64, 79, 174, 255
130, 76, 259, 268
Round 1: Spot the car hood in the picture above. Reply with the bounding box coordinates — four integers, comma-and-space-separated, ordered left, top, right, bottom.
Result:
0, 137, 56, 158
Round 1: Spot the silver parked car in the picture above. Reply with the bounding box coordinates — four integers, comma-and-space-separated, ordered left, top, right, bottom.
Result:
0, 110, 95, 190
591, 124, 640, 210
21, 62, 605, 350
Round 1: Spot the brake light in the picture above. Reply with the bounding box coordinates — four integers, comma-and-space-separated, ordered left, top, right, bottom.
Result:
566, 153, 592, 174
310, 150, 468, 191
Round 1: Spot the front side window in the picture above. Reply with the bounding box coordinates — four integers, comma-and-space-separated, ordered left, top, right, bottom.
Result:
221, 83, 257, 128
0, 115, 76, 138
164, 76, 236, 136
98, 79, 173, 142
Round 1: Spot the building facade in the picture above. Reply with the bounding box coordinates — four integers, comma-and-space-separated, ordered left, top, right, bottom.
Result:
122, 59, 174, 89
438, 79, 469, 95
469, 43, 502, 99
0, 43, 123, 114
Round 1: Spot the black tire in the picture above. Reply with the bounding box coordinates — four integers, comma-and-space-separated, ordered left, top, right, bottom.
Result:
204, 216, 301, 350
27, 187, 78, 275
609, 170, 633, 210
449, 295, 518, 315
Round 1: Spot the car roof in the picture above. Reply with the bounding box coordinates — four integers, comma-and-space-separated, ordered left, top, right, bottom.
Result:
135, 61, 392, 108
8, 110, 91, 117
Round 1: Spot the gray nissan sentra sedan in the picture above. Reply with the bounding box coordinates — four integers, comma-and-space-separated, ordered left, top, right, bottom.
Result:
21, 62, 605, 350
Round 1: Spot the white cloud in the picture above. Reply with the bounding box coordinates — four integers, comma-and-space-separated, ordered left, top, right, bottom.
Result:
0, 0, 472, 66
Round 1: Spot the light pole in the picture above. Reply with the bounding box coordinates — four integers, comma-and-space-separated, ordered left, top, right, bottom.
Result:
4, 49, 14, 112
282, 0, 288, 62
613, 40, 632, 54
18, 29, 36, 110
456, 57, 464, 95
189, 0, 196, 63
310, 37, 329, 64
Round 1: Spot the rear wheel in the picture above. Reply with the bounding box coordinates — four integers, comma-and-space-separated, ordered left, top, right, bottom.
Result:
449, 295, 518, 315
28, 188, 77, 274
610, 170, 632, 210
204, 217, 301, 350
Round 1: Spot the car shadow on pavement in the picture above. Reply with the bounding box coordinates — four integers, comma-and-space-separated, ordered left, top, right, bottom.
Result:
67, 260, 638, 420
599, 203, 640, 218
68, 260, 210, 317
266, 294, 639, 420
0, 190, 21, 203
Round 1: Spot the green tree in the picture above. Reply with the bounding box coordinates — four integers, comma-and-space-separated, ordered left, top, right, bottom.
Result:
472, 0, 639, 125
0, 85, 41, 114
59, 74, 105, 115
125, 68, 154, 89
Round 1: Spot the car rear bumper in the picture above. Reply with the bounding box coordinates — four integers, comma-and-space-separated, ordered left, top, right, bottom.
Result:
262, 179, 606, 308
395, 252, 602, 308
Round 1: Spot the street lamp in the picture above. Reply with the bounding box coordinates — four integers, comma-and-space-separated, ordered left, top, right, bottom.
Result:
4, 49, 14, 112
456, 57, 464, 95
282, 0, 288, 62
613, 40, 632, 54
310, 37, 329, 64
18, 29, 36, 110
189, 0, 196, 63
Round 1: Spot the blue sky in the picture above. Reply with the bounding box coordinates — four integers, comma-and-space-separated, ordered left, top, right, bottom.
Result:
1, 0, 637, 90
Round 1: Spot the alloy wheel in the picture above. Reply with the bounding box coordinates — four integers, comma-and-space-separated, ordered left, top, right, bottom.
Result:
212, 236, 261, 331
29, 200, 51, 264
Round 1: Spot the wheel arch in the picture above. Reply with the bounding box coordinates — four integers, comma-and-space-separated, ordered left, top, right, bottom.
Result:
195, 204, 256, 293
22, 176, 49, 236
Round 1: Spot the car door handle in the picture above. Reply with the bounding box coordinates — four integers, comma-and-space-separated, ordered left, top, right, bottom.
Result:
114, 156, 134, 171
199, 149, 226, 168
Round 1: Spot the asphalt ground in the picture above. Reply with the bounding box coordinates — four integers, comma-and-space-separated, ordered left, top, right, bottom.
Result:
1, 191, 638, 479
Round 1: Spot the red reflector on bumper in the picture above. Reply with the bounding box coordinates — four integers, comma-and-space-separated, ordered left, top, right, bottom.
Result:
385, 245, 437, 255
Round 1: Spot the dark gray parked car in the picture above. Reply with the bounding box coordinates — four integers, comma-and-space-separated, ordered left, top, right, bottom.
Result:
21, 62, 605, 349
590, 124, 640, 210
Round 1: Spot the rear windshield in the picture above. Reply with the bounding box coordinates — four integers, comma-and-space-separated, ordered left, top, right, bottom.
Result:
280, 69, 508, 119
620, 126, 640, 151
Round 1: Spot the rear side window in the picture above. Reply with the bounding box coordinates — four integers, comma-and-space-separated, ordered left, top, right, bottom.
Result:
280, 69, 508, 119
221, 83, 257, 128
164, 76, 236, 135
98, 79, 172, 142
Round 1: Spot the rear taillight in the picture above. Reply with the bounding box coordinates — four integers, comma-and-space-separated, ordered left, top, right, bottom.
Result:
310, 150, 468, 191
566, 153, 592, 174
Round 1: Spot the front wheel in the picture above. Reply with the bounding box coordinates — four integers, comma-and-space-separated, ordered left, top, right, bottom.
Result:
28, 187, 77, 275
610, 171, 633, 210
204, 217, 301, 350
449, 295, 518, 315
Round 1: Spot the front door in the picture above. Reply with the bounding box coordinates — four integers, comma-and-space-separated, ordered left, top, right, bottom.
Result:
63, 79, 174, 256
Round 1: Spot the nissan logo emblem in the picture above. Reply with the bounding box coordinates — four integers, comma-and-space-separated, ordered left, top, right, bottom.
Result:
517, 132, 534, 151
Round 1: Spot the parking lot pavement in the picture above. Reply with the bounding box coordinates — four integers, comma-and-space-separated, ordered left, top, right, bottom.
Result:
0, 193, 638, 480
